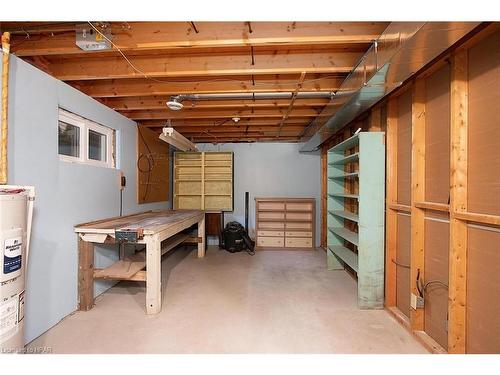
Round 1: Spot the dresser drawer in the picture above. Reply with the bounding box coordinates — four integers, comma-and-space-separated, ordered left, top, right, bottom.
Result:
259, 221, 285, 229
258, 230, 285, 237
285, 231, 312, 238
286, 202, 313, 211
259, 211, 285, 220
286, 212, 312, 221
285, 237, 313, 248
286, 222, 312, 230
257, 237, 284, 247
258, 202, 285, 211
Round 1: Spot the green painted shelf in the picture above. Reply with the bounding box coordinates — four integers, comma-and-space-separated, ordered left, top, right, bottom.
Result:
328, 210, 359, 223
328, 226, 359, 246
328, 246, 358, 272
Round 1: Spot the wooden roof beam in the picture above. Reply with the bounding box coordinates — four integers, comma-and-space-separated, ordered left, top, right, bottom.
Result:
123, 108, 321, 120
48, 50, 361, 80
71, 76, 344, 98
9, 22, 387, 56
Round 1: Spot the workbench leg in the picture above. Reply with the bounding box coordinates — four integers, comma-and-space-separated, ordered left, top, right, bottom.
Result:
198, 215, 206, 258
78, 237, 94, 311
146, 234, 162, 314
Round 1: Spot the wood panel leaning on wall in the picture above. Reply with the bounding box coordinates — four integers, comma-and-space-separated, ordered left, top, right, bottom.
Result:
137, 126, 170, 204
320, 24, 500, 354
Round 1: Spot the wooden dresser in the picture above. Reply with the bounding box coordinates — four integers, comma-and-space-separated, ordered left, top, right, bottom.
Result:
255, 198, 315, 250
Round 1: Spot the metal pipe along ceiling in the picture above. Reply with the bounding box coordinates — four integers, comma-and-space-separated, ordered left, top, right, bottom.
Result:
171, 92, 336, 102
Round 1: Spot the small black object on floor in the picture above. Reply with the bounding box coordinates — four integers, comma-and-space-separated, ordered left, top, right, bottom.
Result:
220, 221, 255, 255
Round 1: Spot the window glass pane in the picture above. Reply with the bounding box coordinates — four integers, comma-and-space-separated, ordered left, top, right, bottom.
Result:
58, 121, 80, 157
88, 129, 107, 162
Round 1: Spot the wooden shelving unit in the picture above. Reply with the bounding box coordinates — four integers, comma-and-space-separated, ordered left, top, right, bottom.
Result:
255, 197, 315, 250
327, 132, 385, 309
174, 151, 233, 211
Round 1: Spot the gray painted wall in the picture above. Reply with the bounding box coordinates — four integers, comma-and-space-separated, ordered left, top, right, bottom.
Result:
197, 143, 321, 245
1, 53, 170, 343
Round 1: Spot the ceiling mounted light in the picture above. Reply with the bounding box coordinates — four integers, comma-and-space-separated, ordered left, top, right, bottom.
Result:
166, 98, 183, 111
159, 127, 197, 152
232, 117, 240, 123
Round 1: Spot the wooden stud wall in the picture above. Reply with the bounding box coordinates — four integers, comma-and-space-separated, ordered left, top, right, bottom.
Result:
319, 25, 500, 353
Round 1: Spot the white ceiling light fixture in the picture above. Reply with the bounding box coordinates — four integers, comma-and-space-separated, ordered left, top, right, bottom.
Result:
159, 127, 198, 152
232, 117, 240, 123
166, 98, 184, 111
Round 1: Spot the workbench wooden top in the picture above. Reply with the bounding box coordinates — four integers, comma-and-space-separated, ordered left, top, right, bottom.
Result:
74, 210, 204, 235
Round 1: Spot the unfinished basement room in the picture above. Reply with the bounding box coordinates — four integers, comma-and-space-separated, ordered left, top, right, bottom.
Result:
1, 1, 500, 371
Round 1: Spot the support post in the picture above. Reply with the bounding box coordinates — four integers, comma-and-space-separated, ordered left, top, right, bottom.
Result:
145, 234, 161, 314
198, 214, 206, 258
410, 78, 426, 331
78, 237, 95, 311
1, 32, 11, 184
448, 50, 468, 354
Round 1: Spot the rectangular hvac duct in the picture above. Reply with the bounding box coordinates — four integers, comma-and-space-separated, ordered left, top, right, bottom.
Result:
300, 22, 482, 152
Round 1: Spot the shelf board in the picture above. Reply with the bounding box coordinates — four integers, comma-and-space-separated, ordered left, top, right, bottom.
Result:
205, 194, 232, 196
174, 193, 201, 196
258, 209, 285, 212
257, 218, 285, 222
329, 153, 359, 166
329, 133, 359, 153
328, 246, 359, 272
205, 178, 232, 181
329, 172, 359, 180
328, 210, 359, 223
176, 179, 202, 182
328, 193, 359, 200
328, 227, 359, 246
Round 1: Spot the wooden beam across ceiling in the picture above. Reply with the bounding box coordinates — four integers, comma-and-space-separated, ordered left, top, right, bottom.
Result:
140, 118, 312, 128
71, 75, 343, 98
46, 49, 361, 80
122, 108, 321, 120
7, 22, 388, 56
100, 97, 332, 111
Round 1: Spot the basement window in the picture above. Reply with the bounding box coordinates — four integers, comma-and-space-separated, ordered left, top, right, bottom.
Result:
58, 109, 115, 168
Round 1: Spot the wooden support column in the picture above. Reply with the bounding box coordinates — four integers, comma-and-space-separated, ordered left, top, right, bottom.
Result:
78, 237, 95, 311
448, 50, 469, 354
198, 214, 206, 258
146, 234, 162, 314
410, 78, 426, 331
369, 105, 382, 132
385, 98, 398, 307
1, 32, 11, 184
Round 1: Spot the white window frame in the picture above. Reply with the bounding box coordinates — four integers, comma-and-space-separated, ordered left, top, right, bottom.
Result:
58, 109, 115, 168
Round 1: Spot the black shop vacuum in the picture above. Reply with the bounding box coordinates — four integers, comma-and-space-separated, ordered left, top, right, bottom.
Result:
220, 192, 255, 255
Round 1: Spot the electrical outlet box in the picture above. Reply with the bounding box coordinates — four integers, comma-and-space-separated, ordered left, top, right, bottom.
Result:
411, 293, 425, 309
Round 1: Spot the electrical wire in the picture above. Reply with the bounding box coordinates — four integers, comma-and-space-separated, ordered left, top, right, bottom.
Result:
391, 259, 410, 269
87, 21, 342, 89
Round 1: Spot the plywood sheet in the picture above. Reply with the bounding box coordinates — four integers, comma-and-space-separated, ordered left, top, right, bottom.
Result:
468, 29, 500, 216
137, 126, 170, 204
396, 90, 412, 206
467, 225, 500, 353
424, 212, 450, 350
396, 213, 411, 318
425, 65, 451, 204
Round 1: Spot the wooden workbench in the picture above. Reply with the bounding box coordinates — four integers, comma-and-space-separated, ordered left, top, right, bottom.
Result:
74, 210, 205, 314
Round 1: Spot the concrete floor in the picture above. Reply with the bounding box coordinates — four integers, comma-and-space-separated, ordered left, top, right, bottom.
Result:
29, 246, 426, 354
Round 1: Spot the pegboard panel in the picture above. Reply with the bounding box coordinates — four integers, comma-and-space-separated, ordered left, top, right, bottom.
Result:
396, 90, 412, 206
424, 212, 450, 350
137, 126, 169, 204
467, 225, 500, 353
468, 30, 500, 216
425, 65, 451, 204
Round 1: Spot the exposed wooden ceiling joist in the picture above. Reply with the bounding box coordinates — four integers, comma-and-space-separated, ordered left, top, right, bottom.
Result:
123, 107, 321, 120
139, 118, 312, 128
101, 97, 331, 111
7, 22, 387, 56
46, 50, 361, 80
71, 75, 343, 98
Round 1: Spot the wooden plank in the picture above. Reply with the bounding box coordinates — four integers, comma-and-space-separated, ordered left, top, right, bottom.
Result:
414, 201, 450, 212
137, 126, 169, 204
49, 51, 360, 81
10, 22, 387, 56
388, 203, 411, 213
385, 99, 398, 308
72, 76, 344, 98
198, 214, 206, 258
453, 211, 500, 226
101, 97, 331, 111
145, 234, 162, 314
1, 32, 10, 184
78, 237, 94, 311
410, 78, 426, 331
93, 252, 146, 280
448, 49, 468, 354
121, 108, 321, 120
